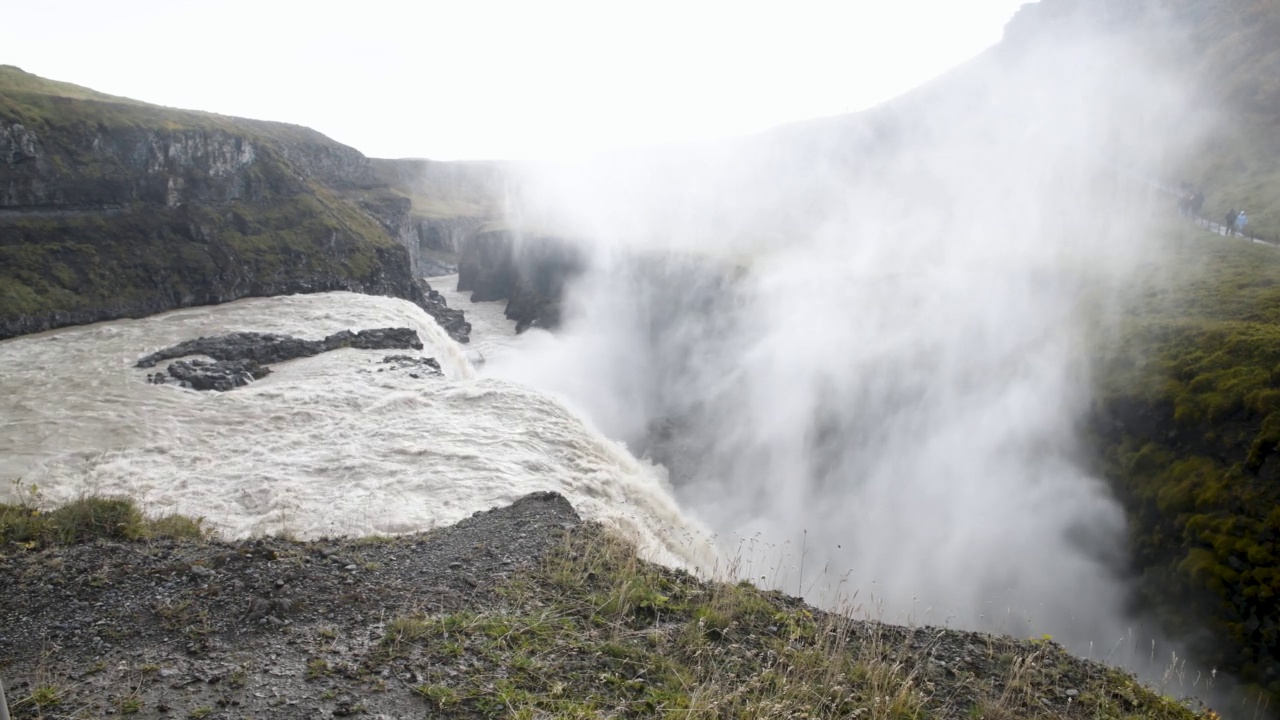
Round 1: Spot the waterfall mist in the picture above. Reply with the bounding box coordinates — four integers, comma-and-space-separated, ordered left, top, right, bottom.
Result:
480, 18, 1216, 671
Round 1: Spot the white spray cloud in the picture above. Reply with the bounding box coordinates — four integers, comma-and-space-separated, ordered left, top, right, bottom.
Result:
483, 9, 1212, 670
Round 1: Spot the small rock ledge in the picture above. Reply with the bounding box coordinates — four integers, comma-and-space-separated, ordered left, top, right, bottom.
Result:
139, 328, 428, 391
147, 358, 271, 392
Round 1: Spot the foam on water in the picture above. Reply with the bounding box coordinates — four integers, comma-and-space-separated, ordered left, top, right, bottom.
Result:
430, 275, 521, 368
0, 291, 713, 567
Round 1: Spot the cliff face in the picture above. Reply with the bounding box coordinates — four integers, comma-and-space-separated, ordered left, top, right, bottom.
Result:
0, 65, 425, 340
360, 158, 505, 278
4, 125, 264, 207
357, 192, 487, 277
456, 229, 584, 333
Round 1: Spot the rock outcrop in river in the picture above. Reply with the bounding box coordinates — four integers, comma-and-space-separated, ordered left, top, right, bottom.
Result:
138, 327, 425, 391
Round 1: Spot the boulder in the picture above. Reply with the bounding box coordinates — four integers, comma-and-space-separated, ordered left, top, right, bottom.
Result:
147, 358, 270, 392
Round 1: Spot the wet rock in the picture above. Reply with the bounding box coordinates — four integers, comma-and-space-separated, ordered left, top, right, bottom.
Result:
136, 328, 422, 368
149, 358, 270, 392
504, 237, 585, 333
139, 328, 427, 391
417, 279, 470, 343
382, 355, 442, 376
418, 256, 459, 278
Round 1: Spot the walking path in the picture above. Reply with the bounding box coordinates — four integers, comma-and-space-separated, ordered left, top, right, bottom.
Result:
1185, 213, 1277, 248
1114, 163, 1275, 247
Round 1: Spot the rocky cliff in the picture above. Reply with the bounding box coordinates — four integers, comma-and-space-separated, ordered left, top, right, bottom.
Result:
360, 158, 505, 277
456, 228, 585, 333
357, 192, 488, 277
0, 65, 477, 341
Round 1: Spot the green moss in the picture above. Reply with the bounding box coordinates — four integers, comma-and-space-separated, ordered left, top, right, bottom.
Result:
24, 685, 62, 709
117, 694, 144, 714
305, 658, 331, 679
1095, 225, 1280, 702
148, 513, 208, 540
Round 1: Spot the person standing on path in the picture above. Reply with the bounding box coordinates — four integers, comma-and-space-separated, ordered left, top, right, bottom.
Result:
1237, 210, 1249, 237
1226, 209, 1239, 236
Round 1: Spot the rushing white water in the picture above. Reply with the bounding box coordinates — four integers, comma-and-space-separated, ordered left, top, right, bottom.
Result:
431, 274, 520, 368
0, 291, 713, 567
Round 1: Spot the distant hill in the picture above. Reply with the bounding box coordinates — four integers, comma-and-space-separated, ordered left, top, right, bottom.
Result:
1001, 0, 1280, 239
473, 0, 1280, 704
1167, 0, 1280, 239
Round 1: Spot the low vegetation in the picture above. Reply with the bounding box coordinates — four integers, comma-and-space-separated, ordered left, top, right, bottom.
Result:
367, 157, 504, 220
1094, 224, 1280, 704
376, 527, 1209, 720
1167, 0, 1280, 241
0, 492, 1214, 720
0, 484, 206, 547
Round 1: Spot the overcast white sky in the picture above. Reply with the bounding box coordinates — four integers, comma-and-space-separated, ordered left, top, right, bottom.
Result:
2, 0, 1028, 160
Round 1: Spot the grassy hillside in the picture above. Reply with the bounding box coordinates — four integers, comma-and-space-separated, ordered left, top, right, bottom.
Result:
0, 64, 353, 154
1095, 225, 1280, 701
1084, 0, 1280, 239
368, 158, 504, 219
0, 64, 149, 105
1150, 0, 1280, 240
